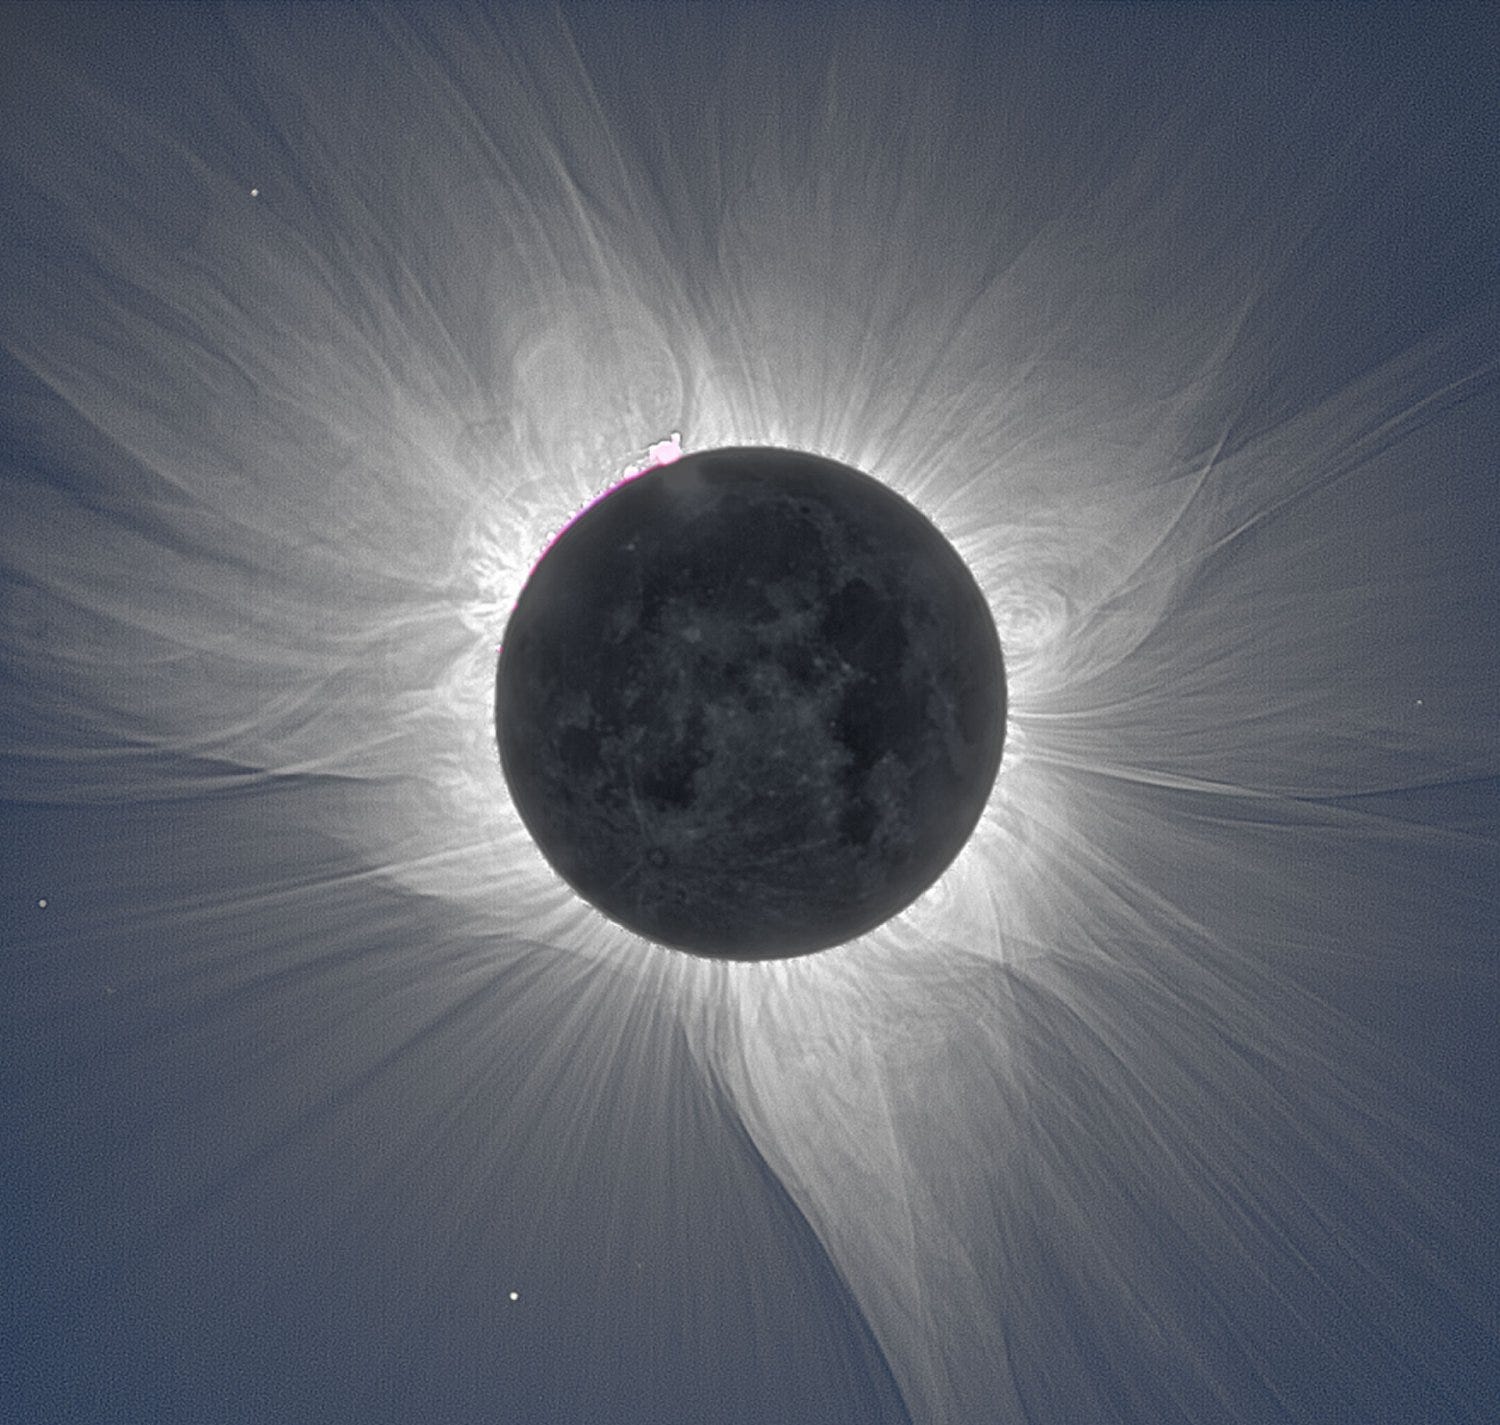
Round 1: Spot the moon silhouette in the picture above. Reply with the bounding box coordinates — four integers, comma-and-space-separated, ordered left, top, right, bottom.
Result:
496, 447, 1006, 958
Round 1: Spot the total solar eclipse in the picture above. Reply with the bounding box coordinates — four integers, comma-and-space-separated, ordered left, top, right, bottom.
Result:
496, 446, 1006, 959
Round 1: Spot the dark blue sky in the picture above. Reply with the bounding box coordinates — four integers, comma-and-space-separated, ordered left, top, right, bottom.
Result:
3, 3, 1497, 1423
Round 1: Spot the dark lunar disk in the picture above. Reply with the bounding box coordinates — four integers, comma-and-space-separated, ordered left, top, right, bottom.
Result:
496, 446, 1006, 960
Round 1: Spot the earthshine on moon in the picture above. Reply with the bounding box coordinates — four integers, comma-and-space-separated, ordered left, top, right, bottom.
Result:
496, 447, 1006, 959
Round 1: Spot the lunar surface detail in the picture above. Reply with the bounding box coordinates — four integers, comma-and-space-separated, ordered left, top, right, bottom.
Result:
495, 447, 1006, 959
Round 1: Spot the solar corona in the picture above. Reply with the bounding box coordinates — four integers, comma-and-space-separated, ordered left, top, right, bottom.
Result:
2, 5, 1494, 1425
